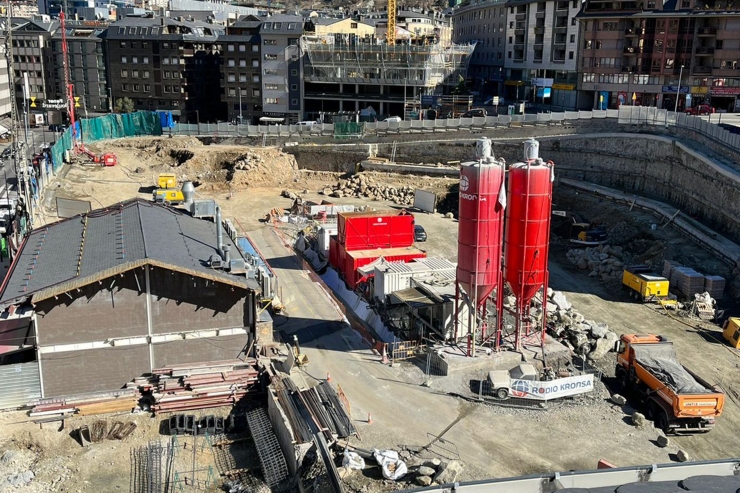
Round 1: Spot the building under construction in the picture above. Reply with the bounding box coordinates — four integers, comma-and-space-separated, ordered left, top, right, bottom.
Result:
300, 35, 475, 120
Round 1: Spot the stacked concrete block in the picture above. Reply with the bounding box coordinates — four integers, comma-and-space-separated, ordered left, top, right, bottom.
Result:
704, 275, 726, 300
672, 267, 705, 298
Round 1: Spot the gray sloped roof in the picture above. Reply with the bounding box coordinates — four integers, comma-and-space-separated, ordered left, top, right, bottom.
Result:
0, 199, 258, 306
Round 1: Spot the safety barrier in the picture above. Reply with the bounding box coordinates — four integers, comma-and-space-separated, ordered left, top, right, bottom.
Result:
167, 108, 740, 154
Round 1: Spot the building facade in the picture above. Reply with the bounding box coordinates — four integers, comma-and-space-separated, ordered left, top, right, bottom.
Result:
451, 0, 507, 90
221, 15, 262, 124
0, 42, 12, 118
49, 21, 109, 117
577, 0, 740, 111
259, 14, 303, 124
10, 16, 57, 121
102, 15, 225, 122
503, 0, 582, 108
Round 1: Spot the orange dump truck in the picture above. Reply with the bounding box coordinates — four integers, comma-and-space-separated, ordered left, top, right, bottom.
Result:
616, 334, 724, 434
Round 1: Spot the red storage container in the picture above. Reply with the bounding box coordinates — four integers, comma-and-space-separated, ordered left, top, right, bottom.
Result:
503, 162, 553, 306
338, 212, 415, 251
343, 246, 427, 290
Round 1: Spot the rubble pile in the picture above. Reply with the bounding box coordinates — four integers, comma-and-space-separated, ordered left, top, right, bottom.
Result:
232, 152, 265, 171
566, 244, 626, 285
542, 289, 619, 360
322, 174, 416, 206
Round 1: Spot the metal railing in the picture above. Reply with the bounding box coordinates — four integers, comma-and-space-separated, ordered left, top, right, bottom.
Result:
166, 108, 740, 155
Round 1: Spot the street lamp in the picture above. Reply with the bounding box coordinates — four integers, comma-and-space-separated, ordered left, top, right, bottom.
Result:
674, 64, 684, 114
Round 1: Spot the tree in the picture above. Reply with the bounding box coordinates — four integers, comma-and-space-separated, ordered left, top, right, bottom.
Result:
114, 97, 135, 114
452, 75, 469, 95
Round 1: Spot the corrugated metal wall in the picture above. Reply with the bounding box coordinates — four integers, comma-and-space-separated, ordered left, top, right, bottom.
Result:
0, 361, 41, 410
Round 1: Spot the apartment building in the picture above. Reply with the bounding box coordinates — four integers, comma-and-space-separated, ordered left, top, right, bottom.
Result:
10, 15, 57, 117
451, 0, 507, 87
577, 0, 740, 111
0, 42, 12, 118
361, 8, 453, 45
102, 15, 225, 122
48, 21, 109, 119
503, 0, 582, 108
221, 15, 262, 124
259, 14, 303, 124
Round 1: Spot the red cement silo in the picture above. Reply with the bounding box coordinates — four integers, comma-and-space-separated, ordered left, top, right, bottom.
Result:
503, 161, 553, 306
456, 152, 506, 306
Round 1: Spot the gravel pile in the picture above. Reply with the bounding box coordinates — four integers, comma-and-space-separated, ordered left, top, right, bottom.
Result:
566, 244, 626, 286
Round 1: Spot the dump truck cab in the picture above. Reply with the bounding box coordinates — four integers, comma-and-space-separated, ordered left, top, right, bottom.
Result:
616, 334, 724, 433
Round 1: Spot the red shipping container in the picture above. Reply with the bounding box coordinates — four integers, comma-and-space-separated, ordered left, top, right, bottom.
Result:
343, 246, 427, 290
338, 211, 415, 251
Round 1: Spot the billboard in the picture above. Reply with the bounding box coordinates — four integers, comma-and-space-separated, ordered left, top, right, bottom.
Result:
509, 374, 595, 400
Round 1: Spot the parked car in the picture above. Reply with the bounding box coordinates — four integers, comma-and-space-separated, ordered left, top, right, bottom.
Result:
414, 224, 427, 242
483, 97, 505, 106
296, 121, 317, 126
0, 147, 11, 159
462, 108, 488, 118
383, 116, 402, 123
685, 104, 716, 115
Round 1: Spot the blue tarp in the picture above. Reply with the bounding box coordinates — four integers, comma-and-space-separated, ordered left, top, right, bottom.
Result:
157, 111, 175, 128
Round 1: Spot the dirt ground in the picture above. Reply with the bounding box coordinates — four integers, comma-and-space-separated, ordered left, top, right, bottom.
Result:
11, 137, 740, 493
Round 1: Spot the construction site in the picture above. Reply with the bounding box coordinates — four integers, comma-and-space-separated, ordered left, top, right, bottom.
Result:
1, 114, 740, 493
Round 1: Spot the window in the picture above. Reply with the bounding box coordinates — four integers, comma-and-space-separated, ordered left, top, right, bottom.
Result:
121, 70, 128, 77
263, 23, 272, 29
253, 60, 260, 67
570, 34, 575, 43
265, 53, 278, 60
228, 74, 236, 82
173, 72, 180, 79
571, 18, 576, 26
239, 44, 246, 52
681, 0, 690, 6
132, 70, 139, 78
134, 84, 141, 91
569, 51, 574, 59
164, 85, 170, 93
288, 22, 296, 29
252, 44, 259, 52
132, 56, 138, 63
228, 44, 235, 51
291, 69, 298, 76
264, 69, 278, 75
228, 59, 235, 67
266, 97, 278, 104
240, 60, 247, 67
253, 75, 260, 83
143, 42, 149, 49
144, 84, 150, 92
143, 71, 149, 78
130, 42, 137, 49
508, 51, 512, 58
164, 71, 171, 78
241, 88, 247, 96
288, 38, 298, 46
265, 83, 279, 90
351, 22, 358, 28
120, 41, 126, 48
291, 84, 297, 91
121, 56, 127, 63
273, 23, 282, 29
585, 39, 592, 49
239, 74, 247, 82
143, 56, 149, 64
163, 57, 170, 65
291, 98, 298, 105
122, 83, 129, 91
228, 88, 236, 96
163, 43, 170, 49
253, 89, 260, 97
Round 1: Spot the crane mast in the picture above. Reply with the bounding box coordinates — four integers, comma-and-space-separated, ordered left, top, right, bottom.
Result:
60, 11, 77, 151
387, 0, 396, 45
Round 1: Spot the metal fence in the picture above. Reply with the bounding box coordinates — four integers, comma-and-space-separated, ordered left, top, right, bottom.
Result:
168, 108, 740, 154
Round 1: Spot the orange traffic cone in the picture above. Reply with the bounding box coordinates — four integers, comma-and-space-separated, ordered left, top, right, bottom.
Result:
367, 413, 373, 425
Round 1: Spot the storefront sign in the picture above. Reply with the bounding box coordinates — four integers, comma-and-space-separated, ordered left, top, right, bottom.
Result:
661, 85, 690, 94
531, 77, 554, 87
710, 87, 740, 96
42, 99, 67, 110
421, 95, 443, 107
691, 86, 709, 95
509, 374, 595, 401
552, 83, 575, 91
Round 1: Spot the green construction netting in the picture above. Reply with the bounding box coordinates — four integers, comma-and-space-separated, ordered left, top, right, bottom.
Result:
333, 122, 365, 140
50, 111, 163, 171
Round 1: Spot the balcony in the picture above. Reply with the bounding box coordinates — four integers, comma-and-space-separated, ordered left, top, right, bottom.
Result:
514, 57, 524, 63
693, 66, 712, 74
534, 27, 545, 34
622, 65, 636, 72
624, 27, 643, 36
697, 27, 717, 36
516, 13, 526, 20
553, 26, 568, 32
695, 46, 714, 55
536, 11, 546, 18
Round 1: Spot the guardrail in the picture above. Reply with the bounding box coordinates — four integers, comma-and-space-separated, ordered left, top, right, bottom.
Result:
169, 107, 740, 154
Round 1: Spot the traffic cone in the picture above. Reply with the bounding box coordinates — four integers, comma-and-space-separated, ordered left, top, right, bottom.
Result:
326, 372, 332, 382
367, 413, 373, 425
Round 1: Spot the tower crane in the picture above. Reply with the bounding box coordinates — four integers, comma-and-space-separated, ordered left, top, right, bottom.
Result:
59, 12, 117, 166
387, 0, 396, 45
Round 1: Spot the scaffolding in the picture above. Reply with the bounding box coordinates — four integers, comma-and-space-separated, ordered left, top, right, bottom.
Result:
300, 35, 475, 88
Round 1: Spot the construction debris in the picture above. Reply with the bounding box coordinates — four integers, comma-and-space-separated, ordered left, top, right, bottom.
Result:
566, 245, 625, 285
326, 173, 417, 206
29, 389, 139, 418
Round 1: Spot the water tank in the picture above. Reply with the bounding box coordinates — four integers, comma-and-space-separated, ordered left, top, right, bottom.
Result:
475, 137, 492, 161
456, 158, 505, 306
182, 181, 195, 203
503, 162, 552, 306
523, 138, 539, 161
